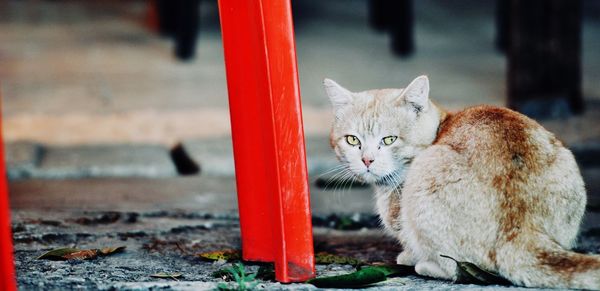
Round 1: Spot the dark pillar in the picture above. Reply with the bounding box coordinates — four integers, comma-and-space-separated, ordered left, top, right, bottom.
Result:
507, 0, 583, 119
389, 0, 414, 56
156, 0, 176, 37
174, 0, 200, 61
368, 0, 391, 31
368, 0, 414, 57
495, 0, 509, 53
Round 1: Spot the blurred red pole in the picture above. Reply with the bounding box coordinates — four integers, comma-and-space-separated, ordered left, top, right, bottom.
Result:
0, 89, 16, 291
218, 0, 315, 283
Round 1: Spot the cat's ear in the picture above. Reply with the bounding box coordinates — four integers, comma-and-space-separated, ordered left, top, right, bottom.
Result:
324, 78, 353, 109
401, 75, 430, 112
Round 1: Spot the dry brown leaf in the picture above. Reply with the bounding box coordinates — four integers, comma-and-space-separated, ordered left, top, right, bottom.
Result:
62, 249, 99, 260
197, 249, 241, 261
99, 246, 126, 255
38, 246, 126, 261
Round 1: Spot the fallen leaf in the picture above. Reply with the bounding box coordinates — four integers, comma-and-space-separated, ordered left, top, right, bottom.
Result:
306, 268, 387, 288
358, 264, 416, 277
99, 246, 126, 255
37, 248, 90, 260
315, 252, 363, 266
151, 272, 183, 280
63, 249, 99, 260
37, 246, 126, 261
197, 249, 241, 261
440, 255, 512, 286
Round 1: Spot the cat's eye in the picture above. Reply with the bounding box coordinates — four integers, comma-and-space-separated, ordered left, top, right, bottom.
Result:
382, 136, 397, 146
345, 135, 360, 146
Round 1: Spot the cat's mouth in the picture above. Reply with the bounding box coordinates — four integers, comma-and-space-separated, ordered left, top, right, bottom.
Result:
356, 171, 380, 184
360, 169, 404, 186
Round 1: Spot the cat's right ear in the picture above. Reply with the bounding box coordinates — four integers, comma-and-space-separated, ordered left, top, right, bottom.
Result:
324, 78, 353, 110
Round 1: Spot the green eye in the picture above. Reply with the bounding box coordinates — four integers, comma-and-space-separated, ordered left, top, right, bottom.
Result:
345, 135, 360, 146
382, 136, 397, 145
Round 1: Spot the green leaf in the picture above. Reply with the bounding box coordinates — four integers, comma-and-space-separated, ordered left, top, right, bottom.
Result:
217, 263, 259, 290
197, 249, 241, 262
359, 264, 416, 277
245, 272, 257, 282
150, 272, 183, 280
440, 255, 512, 286
306, 268, 387, 288
229, 266, 241, 283
315, 252, 363, 266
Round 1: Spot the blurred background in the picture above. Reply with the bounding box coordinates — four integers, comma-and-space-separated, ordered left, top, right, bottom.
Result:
1, 0, 599, 212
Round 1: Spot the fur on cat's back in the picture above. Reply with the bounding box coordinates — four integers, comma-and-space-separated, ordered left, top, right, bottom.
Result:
325, 76, 600, 289
400, 105, 588, 286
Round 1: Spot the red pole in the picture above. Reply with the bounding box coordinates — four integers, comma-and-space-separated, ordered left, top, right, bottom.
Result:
218, 0, 315, 282
0, 89, 16, 290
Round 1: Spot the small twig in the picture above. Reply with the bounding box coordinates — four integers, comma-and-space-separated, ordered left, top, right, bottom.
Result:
175, 242, 189, 255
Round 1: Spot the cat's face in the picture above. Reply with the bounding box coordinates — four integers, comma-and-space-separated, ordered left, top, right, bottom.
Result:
325, 76, 440, 185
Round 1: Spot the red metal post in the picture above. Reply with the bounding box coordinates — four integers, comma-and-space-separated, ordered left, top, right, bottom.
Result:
218, 0, 315, 282
0, 90, 17, 290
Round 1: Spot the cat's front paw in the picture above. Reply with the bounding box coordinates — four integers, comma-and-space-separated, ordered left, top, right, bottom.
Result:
396, 250, 417, 266
415, 261, 454, 280
415, 261, 456, 281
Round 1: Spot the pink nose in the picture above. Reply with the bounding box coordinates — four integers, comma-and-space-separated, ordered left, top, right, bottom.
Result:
362, 158, 374, 167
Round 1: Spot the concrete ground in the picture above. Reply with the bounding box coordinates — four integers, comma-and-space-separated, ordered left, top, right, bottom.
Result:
2, 0, 600, 290
9, 180, 600, 291
9, 180, 600, 290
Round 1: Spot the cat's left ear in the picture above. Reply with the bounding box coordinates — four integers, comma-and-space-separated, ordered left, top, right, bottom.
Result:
324, 78, 353, 110
401, 75, 430, 113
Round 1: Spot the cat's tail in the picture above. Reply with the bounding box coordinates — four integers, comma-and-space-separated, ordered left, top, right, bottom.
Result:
496, 232, 600, 290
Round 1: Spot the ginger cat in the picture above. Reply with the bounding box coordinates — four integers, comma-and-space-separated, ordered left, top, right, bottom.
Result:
325, 75, 599, 289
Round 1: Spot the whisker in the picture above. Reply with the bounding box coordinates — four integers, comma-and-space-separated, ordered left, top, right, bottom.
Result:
314, 164, 346, 180
333, 169, 355, 197
324, 165, 353, 192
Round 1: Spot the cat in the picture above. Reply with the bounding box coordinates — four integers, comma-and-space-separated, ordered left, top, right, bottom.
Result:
324, 75, 599, 289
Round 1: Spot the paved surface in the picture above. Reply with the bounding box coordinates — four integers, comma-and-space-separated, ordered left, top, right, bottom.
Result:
11, 208, 600, 290
8, 174, 600, 290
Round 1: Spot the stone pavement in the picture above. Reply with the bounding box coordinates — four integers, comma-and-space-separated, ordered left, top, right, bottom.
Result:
8, 172, 600, 290
11, 208, 600, 290
5, 133, 600, 290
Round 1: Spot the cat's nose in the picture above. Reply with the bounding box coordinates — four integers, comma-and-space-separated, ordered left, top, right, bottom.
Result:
362, 158, 375, 167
